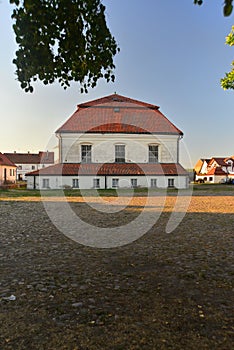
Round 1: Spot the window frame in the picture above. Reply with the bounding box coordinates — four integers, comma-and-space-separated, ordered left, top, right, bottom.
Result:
93, 178, 100, 189
112, 178, 119, 188
42, 178, 50, 189
81, 144, 92, 163
115, 144, 125, 163
150, 178, 157, 188
148, 145, 159, 163
72, 178, 79, 188
131, 178, 138, 188
168, 178, 174, 188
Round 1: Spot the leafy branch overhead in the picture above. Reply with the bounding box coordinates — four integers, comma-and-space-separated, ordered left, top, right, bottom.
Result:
221, 26, 234, 90
194, 0, 233, 16
10, 0, 119, 93
9, 1, 234, 92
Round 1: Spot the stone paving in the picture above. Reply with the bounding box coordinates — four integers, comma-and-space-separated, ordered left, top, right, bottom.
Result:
0, 193, 233, 349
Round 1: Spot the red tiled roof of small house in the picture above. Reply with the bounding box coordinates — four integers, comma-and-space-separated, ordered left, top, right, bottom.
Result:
5, 152, 54, 165
0, 153, 16, 167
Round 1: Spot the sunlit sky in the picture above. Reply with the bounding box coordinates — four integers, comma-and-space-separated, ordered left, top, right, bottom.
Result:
0, 0, 233, 168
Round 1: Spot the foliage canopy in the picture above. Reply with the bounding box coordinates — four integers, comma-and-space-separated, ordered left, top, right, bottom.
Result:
10, 0, 119, 93
8, 1, 234, 92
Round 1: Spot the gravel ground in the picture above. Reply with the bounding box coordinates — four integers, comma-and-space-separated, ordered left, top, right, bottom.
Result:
0, 192, 233, 350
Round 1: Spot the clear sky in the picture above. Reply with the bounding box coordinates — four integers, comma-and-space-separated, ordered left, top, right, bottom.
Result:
0, 0, 233, 168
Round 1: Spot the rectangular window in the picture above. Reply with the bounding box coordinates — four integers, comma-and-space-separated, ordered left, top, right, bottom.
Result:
32, 165, 35, 170
112, 178, 119, 188
72, 179, 79, 188
115, 145, 125, 163
168, 178, 174, 188
42, 179, 50, 188
209, 177, 213, 182
93, 178, 100, 189
149, 145, 158, 163
131, 179, 137, 188
81, 145, 92, 163
151, 179, 157, 188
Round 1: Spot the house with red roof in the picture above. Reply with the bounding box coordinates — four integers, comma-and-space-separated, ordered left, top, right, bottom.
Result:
194, 156, 234, 183
0, 153, 17, 185
5, 151, 54, 180
26, 94, 188, 189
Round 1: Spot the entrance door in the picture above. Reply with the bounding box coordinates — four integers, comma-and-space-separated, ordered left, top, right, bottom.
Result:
4, 168, 7, 183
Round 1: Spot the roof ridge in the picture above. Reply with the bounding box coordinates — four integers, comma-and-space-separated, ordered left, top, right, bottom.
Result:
77, 94, 159, 110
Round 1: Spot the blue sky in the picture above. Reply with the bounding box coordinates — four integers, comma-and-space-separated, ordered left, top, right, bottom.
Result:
0, 0, 233, 168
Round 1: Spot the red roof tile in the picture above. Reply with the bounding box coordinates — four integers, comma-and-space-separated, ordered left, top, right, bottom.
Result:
56, 94, 183, 135
5, 152, 54, 165
0, 153, 16, 167
27, 163, 188, 177
206, 168, 227, 176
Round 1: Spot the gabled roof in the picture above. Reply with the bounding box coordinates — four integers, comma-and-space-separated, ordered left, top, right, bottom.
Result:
208, 157, 227, 167
56, 94, 183, 135
0, 153, 16, 167
5, 152, 54, 165
206, 167, 227, 176
26, 163, 188, 176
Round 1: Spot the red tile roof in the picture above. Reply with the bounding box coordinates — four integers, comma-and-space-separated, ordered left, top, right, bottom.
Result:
206, 168, 227, 176
0, 153, 16, 167
27, 163, 188, 176
5, 152, 54, 165
208, 158, 228, 167
56, 94, 183, 135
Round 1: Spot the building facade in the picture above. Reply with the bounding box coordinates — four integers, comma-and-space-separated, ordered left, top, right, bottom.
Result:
5, 151, 54, 180
0, 153, 17, 185
27, 94, 188, 189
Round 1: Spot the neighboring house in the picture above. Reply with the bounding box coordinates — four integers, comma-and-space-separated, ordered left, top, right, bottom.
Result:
194, 158, 210, 175
195, 156, 234, 183
26, 94, 189, 189
0, 152, 17, 185
5, 151, 54, 180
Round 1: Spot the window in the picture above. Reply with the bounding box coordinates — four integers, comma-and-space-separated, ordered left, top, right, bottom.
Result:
131, 179, 137, 188
93, 178, 100, 189
209, 177, 213, 182
72, 179, 79, 188
32, 165, 35, 170
151, 179, 157, 188
112, 178, 119, 188
115, 145, 125, 163
81, 145, 92, 163
168, 178, 174, 188
149, 145, 158, 163
18, 165, 22, 170
42, 179, 50, 188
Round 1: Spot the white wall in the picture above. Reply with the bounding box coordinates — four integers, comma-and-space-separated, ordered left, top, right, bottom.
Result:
27, 175, 188, 190
58, 133, 179, 164
16, 163, 54, 180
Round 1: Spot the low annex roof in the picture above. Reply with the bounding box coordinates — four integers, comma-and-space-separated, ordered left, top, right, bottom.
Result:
5, 152, 54, 165
0, 153, 16, 167
56, 94, 183, 135
26, 163, 188, 177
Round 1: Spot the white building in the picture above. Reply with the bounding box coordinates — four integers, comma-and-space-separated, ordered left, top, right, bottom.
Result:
26, 94, 188, 189
5, 151, 54, 180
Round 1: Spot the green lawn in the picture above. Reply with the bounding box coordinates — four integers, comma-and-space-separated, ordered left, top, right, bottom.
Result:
0, 183, 233, 198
